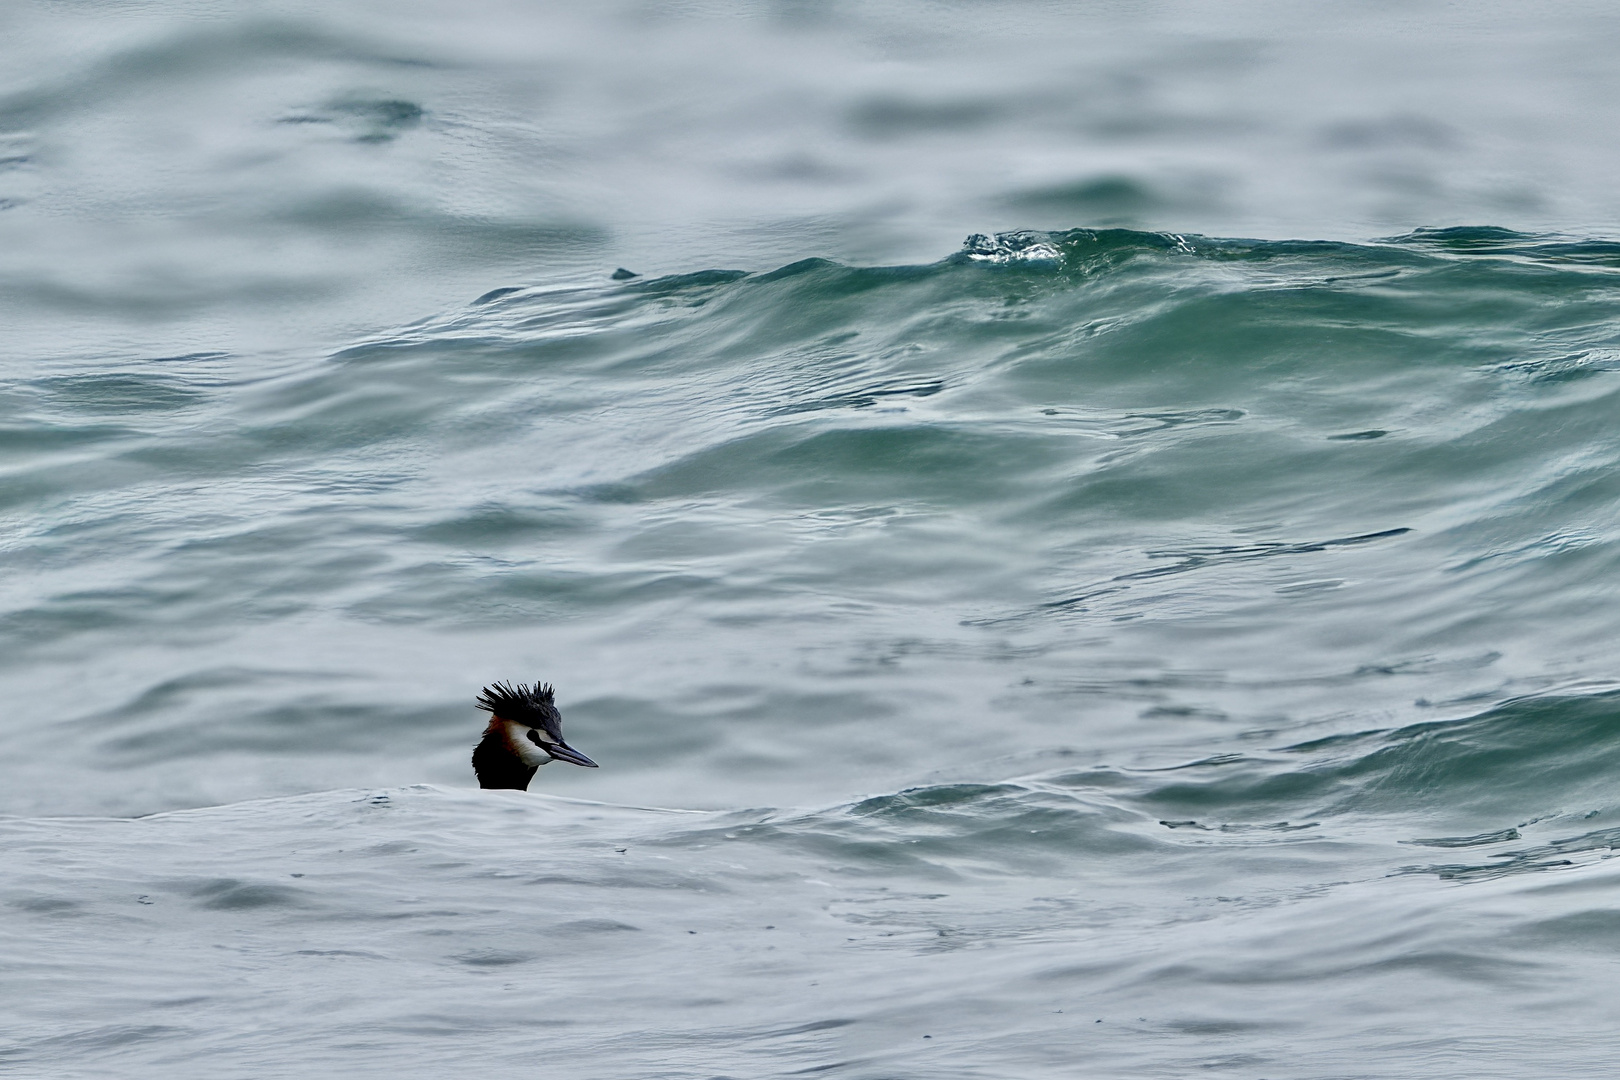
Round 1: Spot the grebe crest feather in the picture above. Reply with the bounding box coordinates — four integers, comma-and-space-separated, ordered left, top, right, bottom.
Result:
472, 680, 597, 790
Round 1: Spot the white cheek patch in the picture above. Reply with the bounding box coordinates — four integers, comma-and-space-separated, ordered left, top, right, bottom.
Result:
503, 722, 553, 768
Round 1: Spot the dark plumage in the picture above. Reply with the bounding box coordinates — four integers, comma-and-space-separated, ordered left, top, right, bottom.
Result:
477, 680, 562, 733
472, 680, 597, 790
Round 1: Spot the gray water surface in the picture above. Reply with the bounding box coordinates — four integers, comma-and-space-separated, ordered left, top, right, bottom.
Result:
6, 4, 1620, 1078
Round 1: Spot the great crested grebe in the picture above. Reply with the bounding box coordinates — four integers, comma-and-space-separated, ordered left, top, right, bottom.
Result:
472, 681, 597, 790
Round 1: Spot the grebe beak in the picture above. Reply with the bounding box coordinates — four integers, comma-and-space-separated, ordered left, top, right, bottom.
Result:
547, 741, 598, 768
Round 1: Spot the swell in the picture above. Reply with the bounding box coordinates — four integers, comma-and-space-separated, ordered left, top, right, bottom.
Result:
8, 225, 1615, 636
5, 228, 1620, 819
637, 689, 1620, 885
16, 687, 1620, 879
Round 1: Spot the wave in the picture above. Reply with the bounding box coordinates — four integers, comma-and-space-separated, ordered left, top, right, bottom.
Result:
13, 688, 1620, 888
7, 226, 1620, 825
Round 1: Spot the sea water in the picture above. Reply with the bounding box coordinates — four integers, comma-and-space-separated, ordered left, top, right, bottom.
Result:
6, 4, 1620, 1078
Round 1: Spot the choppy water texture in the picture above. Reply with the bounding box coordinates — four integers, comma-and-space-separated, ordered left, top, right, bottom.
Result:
8, 4, 1620, 1079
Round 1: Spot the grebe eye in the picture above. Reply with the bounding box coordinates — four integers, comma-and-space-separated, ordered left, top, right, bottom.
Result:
526, 729, 542, 746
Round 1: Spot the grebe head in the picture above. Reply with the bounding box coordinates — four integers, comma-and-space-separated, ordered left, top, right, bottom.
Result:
472, 680, 597, 790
